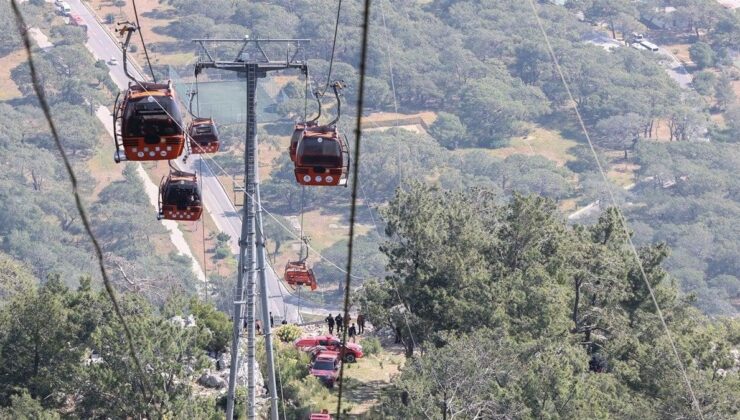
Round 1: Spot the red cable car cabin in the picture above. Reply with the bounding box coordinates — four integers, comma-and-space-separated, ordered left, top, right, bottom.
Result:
114, 81, 184, 162
284, 260, 318, 290
294, 127, 349, 187
158, 171, 203, 221
188, 117, 220, 154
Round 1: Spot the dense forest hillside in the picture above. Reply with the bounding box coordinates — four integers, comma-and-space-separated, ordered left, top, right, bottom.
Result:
139, 0, 740, 314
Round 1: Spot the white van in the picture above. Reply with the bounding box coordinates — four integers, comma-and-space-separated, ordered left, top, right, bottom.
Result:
639, 40, 659, 52
61, 2, 72, 16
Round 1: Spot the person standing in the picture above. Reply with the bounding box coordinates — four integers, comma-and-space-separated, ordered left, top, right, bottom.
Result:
270, 312, 274, 328
325, 313, 335, 335
335, 314, 343, 334
348, 323, 357, 343
357, 314, 365, 334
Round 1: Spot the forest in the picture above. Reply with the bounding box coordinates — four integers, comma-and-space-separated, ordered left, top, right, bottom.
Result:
0, 0, 738, 417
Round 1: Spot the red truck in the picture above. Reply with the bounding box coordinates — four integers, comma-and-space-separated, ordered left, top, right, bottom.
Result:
294, 335, 364, 362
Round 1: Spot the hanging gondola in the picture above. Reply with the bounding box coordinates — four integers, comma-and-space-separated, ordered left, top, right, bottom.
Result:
158, 168, 203, 221
188, 117, 220, 154
113, 24, 184, 163
284, 237, 318, 290
293, 82, 350, 186
186, 77, 220, 154
284, 260, 318, 290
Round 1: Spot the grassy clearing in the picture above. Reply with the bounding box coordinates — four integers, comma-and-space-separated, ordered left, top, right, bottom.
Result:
363, 111, 438, 126
666, 43, 692, 65
155, 52, 197, 67
87, 132, 124, 199
603, 151, 640, 188
470, 124, 578, 167
0, 50, 24, 101
305, 343, 405, 415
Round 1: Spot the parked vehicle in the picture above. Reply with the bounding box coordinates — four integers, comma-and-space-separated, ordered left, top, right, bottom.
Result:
639, 40, 659, 52
309, 353, 341, 388
294, 335, 364, 362
60, 2, 71, 16
310, 410, 332, 420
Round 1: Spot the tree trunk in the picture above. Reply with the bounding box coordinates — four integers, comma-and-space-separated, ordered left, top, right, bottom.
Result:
572, 276, 581, 333
609, 19, 616, 39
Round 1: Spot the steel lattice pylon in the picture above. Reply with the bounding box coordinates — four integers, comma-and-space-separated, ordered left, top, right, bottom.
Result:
193, 37, 309, 420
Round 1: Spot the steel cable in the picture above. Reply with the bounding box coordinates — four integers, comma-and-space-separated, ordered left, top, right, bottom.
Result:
9, 1, 160, 416
335, 0, 372, 416
526, 1, 703, 418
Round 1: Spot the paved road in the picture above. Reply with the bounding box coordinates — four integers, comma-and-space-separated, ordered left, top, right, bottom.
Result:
66, 0, 338, 322
657, 47, 693, 89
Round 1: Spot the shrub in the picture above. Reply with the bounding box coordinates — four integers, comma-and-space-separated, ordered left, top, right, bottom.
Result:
359, 337, 382, 356
275, 324, 302, 343
216, 232, 231, 244
214, 245, 230, 260
190, 298, 231, 352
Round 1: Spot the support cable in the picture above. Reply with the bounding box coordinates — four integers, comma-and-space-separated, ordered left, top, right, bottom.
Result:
131, 0, 156, 82
10, 1, 159, 415
200, 157, 209, 302
321, 0, 343, 96
526, 1, 703, 418
358, 184, 418, 352
378, 0, 403, 184
335, 0, 372, 417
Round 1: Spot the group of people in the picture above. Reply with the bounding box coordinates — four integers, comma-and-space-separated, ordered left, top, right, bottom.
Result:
325, 313, 365, 342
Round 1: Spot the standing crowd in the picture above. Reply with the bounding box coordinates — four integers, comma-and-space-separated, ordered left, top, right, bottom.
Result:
325, 313, 366, 342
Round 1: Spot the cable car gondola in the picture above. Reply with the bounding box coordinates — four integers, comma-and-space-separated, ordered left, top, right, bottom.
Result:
112, 24, 184, 163
158, 169, 203, 221
188, 117, 220, 154
284, 237, 318, 290
284, 260, 318, 290
293, 82, 349, 187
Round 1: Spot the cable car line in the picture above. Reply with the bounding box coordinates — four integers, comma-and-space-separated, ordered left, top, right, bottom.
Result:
335, 0, 372, 416
9, 2, 160, 415
378, 0, 404, 185
130, 0, 156, 82
320, 0, 343, 97
526, 1, 703, 418
359, 183, 419, 352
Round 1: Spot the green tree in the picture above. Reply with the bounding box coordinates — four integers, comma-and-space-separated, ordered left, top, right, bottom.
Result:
594, 113, 643, 158
77, 295, 210, 418
428, 111, 467, 150
190, 298, 231, 352
692, 70, 717, 96
689, 42, 715, 69
714, 73, 736, 111
0, 276, 83, 407
0, 391, 60, 419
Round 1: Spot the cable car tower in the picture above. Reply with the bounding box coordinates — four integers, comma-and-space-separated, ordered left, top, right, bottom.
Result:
193, 37, 309, 420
